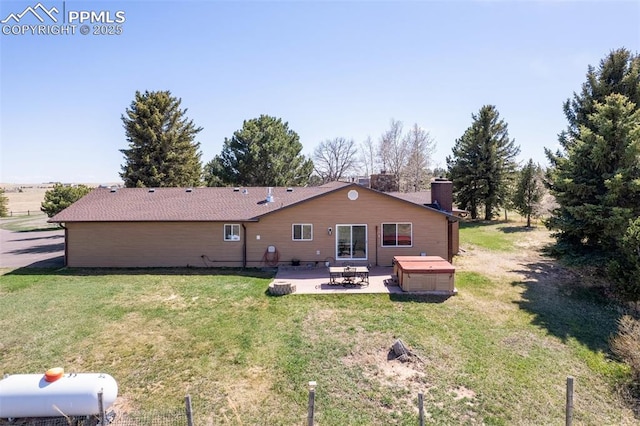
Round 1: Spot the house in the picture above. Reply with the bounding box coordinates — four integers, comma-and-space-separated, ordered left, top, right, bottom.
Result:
49, 180, 461, 268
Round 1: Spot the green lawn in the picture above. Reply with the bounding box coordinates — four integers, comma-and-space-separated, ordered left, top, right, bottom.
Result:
0, 224, 635, 424
458, 220, 532, 251
0, 213, 58, 232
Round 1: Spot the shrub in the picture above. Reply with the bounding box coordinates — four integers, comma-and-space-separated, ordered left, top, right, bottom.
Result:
0, 189, 8, 217
41, 183, 92, 218
611, 315, 640, 404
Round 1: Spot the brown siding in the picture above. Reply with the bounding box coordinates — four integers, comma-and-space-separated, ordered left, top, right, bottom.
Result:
244, 187, 448, 267
65, 186, 451, 268
66, 222, 244, 267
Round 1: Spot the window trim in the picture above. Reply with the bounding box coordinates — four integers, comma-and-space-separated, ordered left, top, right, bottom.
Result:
224, 224, 241, 241
381, 222, 413, 247
292, 223, 313, 241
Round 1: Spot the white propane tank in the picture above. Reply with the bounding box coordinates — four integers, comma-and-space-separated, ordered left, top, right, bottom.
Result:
0, 372, 118, 418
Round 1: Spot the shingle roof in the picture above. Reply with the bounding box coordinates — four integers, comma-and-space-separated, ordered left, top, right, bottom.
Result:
387, 191, 432, 205
49, 181, 351, 223
387, 191, 465, 217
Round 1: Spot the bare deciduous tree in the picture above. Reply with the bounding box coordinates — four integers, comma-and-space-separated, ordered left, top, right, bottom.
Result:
312, 137, 359, 183
403, 123, 436, 192
360, 135, 377, 177
378, 119, 407, 178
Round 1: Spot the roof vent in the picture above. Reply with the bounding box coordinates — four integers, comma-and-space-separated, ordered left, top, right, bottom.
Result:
242, 189, 248, 195
110, 188, 117, 193
148, 188, 155, 193
266, 187, 274, 203
286, 187, 293, 192
186, 188, 193, 193
233, 187, 240, 192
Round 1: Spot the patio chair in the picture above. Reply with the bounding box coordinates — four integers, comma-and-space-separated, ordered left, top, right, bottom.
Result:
342, 266, 356, 285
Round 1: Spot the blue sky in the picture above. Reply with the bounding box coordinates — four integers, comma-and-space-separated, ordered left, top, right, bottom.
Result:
1, 0, 638, 184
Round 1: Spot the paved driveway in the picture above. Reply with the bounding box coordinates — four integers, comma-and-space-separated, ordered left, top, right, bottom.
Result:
0, 229, 65, 268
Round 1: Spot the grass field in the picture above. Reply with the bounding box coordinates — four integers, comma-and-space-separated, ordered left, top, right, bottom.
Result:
1, 185, 51, 214
0, 224, 635, 424
0, 185, 57, 232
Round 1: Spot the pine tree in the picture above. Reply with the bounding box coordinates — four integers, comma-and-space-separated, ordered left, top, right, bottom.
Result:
545, 49, 640, 255
609, 217, 640, 300
447, 105, 520, 220
546, 93, 640, 253
207, 115, 313, 187
560, 49, 640, 148
120, 90, 203, 188
513, 159, 544, 227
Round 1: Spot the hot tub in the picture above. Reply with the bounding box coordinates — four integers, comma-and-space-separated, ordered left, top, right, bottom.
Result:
393, 256, 456, 294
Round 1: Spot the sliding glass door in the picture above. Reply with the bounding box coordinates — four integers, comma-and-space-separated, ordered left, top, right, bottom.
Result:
336, 224, 367, 261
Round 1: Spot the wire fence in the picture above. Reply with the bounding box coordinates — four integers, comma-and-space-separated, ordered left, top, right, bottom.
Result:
0, 410, 189, 426
0, 378, 581, 426
3, 211, 46, 217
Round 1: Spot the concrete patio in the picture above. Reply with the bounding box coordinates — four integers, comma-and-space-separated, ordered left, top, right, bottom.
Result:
271, 266, 403, 294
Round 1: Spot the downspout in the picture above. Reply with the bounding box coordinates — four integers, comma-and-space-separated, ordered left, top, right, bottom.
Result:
447, 219, 453, 263
242, 224, 247, 268
58, 223, 68, 267
375, 225, 379, 267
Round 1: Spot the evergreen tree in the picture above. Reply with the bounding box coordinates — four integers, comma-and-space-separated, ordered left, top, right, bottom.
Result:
0, 189, 8, 217
202, 156, 226, 187
41, 184, 92, 218
447, 105, 520, 220
545, 49, 640, 255
545, 94, 640, 253
513, 159, 544, 227
207, 115, 313, 186
560, 49, 640, 147
609, 217, 640, 300
120, 90, 202, 188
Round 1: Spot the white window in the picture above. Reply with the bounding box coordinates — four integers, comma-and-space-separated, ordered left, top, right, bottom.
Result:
382, 223, 412, 247
224, 224, 241, 241
336, 224, 367, 260
292, 224, 313, 241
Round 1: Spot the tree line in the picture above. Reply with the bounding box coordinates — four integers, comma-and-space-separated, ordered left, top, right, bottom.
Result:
119, 92, 441, 191
116, 48, 640, 299
22, 48, 639, 301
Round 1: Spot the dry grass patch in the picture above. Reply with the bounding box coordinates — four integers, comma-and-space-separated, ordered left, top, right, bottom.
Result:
1, 223, 638, 424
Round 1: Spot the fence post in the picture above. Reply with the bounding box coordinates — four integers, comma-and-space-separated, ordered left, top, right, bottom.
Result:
185, 394, 194, 426
566, 376, 574, 426
307, 381, 316, 426
97, 389, 105, 426
418, 392, 424, 426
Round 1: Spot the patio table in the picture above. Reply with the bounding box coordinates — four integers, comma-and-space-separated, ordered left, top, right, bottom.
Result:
328, 266, 369, 286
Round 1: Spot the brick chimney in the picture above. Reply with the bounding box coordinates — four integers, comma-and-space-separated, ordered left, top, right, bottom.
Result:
431, 178, 453, 212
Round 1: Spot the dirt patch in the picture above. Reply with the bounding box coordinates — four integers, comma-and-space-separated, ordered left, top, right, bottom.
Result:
452, 385, 476, 401
455, 226, 556, 283
336, 226, 562, 412
343, 346, 427, 388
